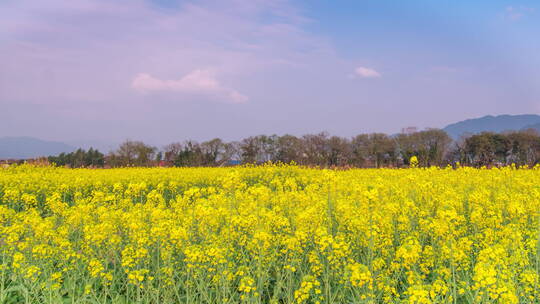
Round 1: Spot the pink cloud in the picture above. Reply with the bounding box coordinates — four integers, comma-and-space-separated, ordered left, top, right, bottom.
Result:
132, 70, 248, 104
354, 67, 381, 78
0, 0, 328, 105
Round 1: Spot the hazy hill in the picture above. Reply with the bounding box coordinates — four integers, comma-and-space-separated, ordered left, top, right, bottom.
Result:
443, 114, 540, 139
523, 122, 540, 133
0, 137, 75, 159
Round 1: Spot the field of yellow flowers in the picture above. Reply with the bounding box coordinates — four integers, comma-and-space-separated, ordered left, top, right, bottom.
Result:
1, 165, 540, 303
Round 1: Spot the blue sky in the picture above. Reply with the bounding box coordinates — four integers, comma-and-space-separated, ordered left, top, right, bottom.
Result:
1, 0, 538, 149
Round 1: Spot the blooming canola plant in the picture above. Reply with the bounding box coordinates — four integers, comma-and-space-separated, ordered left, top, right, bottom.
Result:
0, 164, 539, 303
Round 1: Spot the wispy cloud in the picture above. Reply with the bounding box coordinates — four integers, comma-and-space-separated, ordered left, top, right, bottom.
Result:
354, 67, 381, 78
430, 66, 458, 73
505, 6, 535, 21
0, 0, 330, 105
132, 70, 248, 104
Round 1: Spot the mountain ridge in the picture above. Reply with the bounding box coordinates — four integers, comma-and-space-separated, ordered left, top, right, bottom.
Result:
0, 137, 76, 159
442, 114, 540, 139
523, 122, 540, 132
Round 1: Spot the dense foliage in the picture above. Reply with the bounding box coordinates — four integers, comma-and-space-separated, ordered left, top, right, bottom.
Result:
48, 148, 105, 168
1, 165, 540, 303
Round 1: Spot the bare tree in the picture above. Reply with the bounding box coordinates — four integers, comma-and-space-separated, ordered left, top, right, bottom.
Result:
275, 135, 302, 163
301, 132, 330, 166
110, 140, 156, 167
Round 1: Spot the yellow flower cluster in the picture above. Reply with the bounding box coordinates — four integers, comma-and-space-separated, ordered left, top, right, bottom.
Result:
349, 262, 372, 288
0, 164, 539, 303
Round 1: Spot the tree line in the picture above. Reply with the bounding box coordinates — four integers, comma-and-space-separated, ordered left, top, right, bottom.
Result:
47, 129, 540, 168
48, 148, 105, 168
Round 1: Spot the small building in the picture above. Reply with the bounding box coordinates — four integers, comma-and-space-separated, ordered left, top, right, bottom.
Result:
401, 126, 418, 135
227, 160, 241, 166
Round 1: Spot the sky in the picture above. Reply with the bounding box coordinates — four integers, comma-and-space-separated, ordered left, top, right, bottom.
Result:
1, 0, 539, 149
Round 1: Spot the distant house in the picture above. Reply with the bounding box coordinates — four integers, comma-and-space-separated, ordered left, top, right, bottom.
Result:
158, 160, 173, 167
0, 157, 50, 167
401, 126, 418, 135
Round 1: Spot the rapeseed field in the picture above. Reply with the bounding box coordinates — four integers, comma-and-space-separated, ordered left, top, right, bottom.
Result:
1, 165, 540, 303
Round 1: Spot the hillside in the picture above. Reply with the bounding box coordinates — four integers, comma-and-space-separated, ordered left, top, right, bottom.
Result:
443, 114, 540, 139
523, 122, 540, 133
0, 137, 75, 159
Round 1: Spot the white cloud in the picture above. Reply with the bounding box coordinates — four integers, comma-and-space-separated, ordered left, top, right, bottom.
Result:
354, 67, 381, 78
132, 70, 248, 103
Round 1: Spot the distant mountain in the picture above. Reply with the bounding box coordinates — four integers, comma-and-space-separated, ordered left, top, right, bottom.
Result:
443, 114, 540, 139
0, 137, 76, 159
523, 122, 540, 133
